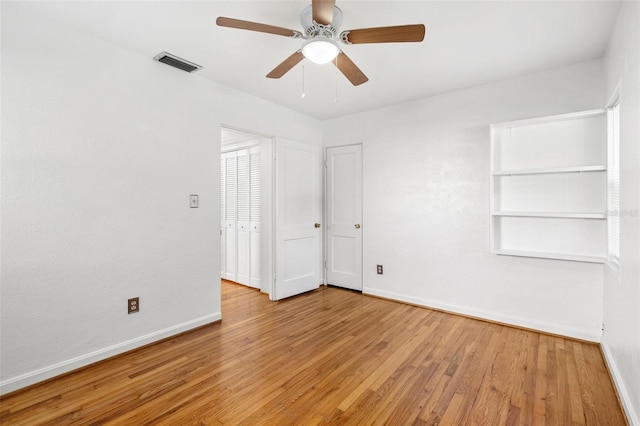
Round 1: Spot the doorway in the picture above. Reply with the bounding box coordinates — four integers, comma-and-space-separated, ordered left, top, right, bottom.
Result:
220, 127, 273, 295
220, 129, 323, 301
325, 144, 363, 291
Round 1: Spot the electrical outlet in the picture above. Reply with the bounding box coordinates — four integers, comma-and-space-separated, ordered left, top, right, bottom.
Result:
190, 194, 199, 208
128, 297, 139, 314
377, 265, 383, 275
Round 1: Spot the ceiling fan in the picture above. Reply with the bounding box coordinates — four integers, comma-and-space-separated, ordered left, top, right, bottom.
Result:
216, 0, 425, 86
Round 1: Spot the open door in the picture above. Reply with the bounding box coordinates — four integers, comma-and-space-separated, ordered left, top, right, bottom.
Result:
273, 139, 321, 300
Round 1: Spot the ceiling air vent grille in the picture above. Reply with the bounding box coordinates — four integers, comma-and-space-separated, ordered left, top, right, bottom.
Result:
154, 52, 202, 73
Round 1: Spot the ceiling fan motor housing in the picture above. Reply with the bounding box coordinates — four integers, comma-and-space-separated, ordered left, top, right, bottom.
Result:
300, 5, 343, 38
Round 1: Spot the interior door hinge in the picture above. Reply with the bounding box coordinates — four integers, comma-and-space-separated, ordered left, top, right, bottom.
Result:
324, 260, 328, 269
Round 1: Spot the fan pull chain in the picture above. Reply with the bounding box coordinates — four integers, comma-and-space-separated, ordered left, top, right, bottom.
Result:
334, 55, 339, 103
301, 64, 306, 99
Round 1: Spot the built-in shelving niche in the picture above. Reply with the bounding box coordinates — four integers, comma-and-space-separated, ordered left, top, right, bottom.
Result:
490, 109, 607, 263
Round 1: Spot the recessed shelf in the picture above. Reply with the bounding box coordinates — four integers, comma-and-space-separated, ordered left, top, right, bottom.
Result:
492, 165, 606, 176
494, 249, 605, 264
492, 211, 606, 219
490, 109, 607, 263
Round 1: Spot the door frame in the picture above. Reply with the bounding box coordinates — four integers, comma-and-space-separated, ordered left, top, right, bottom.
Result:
323, 143, 364, 290
220, 125, 275, 297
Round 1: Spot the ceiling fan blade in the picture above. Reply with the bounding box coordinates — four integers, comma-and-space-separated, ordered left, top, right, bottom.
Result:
333, 52, 368, 86
341, 24, 426, 44
312, 0, 335, 26
266, 51, 304, 79
216, 17, 299, 38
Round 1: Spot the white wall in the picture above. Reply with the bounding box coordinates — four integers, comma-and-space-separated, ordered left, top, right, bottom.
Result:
602, 2, 640, 424
2, 1, 634, 411
324, 60, 606, 342
0, 4, 322, 394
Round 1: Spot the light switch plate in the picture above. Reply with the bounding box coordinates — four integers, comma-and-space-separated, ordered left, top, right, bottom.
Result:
190, 194, 199, 208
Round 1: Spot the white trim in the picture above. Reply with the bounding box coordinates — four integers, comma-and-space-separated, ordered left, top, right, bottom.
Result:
493, 249, 605, 264
492, 165, 606, 176
491, 108, 606, 128
606, 260, 621, 276
363, 286, 601, 342
601, 343, 640, 426
606, 98, 621, 266
0, 313, 221, 395
606, 82, 622, 110
492, 211, 606, 219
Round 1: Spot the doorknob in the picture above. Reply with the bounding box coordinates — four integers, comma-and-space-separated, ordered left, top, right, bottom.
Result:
355, 224, 361, 229
315, 223, 321, 228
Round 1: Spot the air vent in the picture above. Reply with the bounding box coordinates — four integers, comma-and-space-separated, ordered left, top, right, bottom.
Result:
154, 52, 202, 73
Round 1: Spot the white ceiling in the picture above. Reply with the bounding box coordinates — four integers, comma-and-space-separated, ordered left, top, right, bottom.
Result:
11, 1, 621, 120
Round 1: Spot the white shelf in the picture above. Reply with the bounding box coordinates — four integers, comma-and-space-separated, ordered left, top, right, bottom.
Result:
494, 249, 605, 264
492, 165, 606, 176
490, 109, 607, 263
491, 109, 606, 128
492, 211, 606, 219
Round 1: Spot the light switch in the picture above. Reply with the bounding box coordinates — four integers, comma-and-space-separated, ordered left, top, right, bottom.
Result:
190, 194, 199, 208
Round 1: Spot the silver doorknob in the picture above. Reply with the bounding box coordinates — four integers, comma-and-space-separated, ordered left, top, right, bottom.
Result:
354, 224, 361, 229
315, 223, 321, 228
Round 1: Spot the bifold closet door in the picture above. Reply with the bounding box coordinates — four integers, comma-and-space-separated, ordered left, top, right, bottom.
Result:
236, 150, 251, 285
223, 151, 237, 281
249, 147, 261, 288
220, 155, 226, 278
220, 147, 261, 288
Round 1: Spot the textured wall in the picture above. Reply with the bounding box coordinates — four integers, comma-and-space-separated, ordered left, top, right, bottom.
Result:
323, 60, 606, 341
0, 5, 322, 394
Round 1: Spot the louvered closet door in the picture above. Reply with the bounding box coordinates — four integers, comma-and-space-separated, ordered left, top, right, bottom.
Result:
236, 150, 251, 286
224, 151, 237, 281
220, 155, 226, 277
249, 147, 261, 287
220, 146, 262, 288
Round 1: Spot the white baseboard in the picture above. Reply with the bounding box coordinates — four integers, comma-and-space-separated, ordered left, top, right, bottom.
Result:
363, 287, 601, 342
0, 312, 221, 395
601, 343, 640, 426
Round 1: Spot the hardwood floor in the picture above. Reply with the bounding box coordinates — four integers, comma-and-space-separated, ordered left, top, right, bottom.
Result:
1, 281, 626, 425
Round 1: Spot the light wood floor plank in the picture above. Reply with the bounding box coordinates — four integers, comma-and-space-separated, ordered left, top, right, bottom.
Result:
0, 281, 627, 425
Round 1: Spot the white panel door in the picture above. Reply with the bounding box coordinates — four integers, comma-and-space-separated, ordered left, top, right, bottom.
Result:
326, 145, 362, 291
275, 139, 321, 300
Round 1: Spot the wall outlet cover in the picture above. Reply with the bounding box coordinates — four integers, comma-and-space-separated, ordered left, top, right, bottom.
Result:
128, 297, 139, 314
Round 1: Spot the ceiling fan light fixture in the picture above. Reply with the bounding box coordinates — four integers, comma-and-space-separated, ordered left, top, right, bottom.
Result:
301, 37, 340, 64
